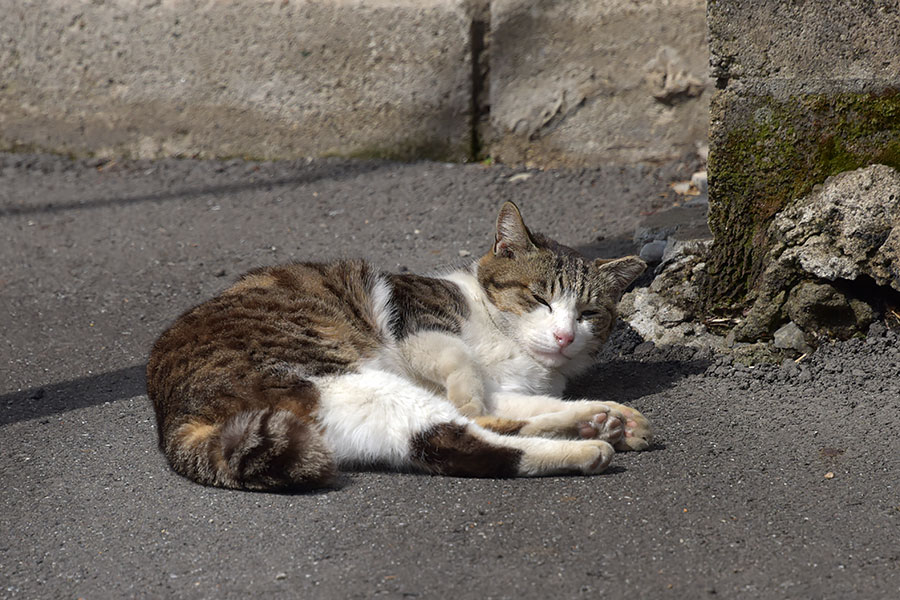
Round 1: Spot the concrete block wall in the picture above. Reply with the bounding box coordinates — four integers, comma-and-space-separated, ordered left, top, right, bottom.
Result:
0, 0, 709, 166
706, 0, 900, 305
487, 0, 709, 167
0, 0, 474, 162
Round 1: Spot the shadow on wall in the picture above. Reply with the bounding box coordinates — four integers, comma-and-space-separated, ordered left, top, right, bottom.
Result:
339, 103, 474, 163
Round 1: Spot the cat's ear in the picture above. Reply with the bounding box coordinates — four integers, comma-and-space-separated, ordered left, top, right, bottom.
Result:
594, 256, 646, 296
493, 202, 534, 257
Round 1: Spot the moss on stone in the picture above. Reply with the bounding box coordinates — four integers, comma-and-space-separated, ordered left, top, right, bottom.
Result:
706, 88, 900, 310
337, 138, 472, 163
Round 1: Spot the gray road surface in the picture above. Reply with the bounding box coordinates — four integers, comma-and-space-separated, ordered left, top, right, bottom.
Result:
2, 153, 898, 599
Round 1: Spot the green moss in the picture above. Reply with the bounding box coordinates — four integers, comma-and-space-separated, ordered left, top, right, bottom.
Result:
0, 139, 86, 162
706, 88, 900, 310
333, 137, 472, 163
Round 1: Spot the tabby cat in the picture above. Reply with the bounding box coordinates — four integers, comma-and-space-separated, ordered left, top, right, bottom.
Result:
147, 202, 651, 491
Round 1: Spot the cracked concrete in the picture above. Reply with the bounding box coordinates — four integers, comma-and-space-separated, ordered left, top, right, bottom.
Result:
486, 0, 710, 166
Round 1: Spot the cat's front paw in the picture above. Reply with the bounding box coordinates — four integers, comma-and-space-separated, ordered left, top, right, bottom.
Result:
446, 369, 486, 417
603, 402, 652, 452
457, 401, 485, 418
577, 412, 624, 446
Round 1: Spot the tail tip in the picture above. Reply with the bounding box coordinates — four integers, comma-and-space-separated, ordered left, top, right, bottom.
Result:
221, 408, 336, 491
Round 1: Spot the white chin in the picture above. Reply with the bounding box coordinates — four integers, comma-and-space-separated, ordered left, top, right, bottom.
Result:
531, 348, 569, 367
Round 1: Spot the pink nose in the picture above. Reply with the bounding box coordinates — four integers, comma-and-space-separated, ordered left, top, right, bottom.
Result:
554, 331, 574, 348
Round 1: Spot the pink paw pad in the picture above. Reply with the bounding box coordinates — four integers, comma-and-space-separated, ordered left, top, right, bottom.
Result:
625, 420, 638, 437
577, 413, 606, 438
578, 413, 623, 444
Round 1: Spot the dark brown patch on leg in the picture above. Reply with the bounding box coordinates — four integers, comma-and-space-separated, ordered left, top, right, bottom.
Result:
474, 416, 528, 436
410, 423, 523, 478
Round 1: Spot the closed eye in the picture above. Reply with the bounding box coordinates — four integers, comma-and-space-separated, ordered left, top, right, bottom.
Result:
532, 294, 552, 311
578, 310, 600, 321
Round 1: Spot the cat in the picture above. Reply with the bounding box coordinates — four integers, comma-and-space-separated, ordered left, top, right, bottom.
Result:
146, 201, 651, 491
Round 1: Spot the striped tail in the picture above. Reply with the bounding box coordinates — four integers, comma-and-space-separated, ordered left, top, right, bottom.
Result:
165, 408, 336, 491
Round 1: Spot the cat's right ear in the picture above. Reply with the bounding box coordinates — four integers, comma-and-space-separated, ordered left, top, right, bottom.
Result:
493, 202, 534, 257
594, 255, 647, 297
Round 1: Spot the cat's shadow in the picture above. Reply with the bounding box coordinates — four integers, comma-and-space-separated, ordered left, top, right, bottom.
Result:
277, 463, 638, 494
565, 351, 711, 404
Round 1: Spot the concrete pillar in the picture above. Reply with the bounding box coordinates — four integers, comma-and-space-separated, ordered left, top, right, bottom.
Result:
706, 0, 900, 305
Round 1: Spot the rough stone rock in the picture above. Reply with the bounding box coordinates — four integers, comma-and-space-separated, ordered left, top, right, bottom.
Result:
638, 239, 668, 263
771, 164, 900, 292
784, 281, 876, 340
658, 238, 709, 269
620, 165, 900, 358
734, 164, 900, 342
731, 290, 787, 342
649, 240, 710, 311
619, 239, 719, 348
691, 170, 708, 194
772, 322, 813, 355
620, 284, 719, 349
618, 167, 899, 358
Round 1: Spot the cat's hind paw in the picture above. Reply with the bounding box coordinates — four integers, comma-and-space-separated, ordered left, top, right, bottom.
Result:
581, 440, 615, 474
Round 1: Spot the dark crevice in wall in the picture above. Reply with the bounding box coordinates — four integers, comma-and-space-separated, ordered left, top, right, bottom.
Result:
469, 13, 490, 161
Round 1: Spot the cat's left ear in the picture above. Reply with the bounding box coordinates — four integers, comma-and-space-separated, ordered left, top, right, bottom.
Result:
493, 201, 535, 257
594, 256, 646, 296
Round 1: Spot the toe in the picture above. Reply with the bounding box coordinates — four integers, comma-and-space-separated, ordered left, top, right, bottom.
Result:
614, 420, 651, 451
593, 414, 623, 444
613, 411, 652, 451
585, 441, 614, 473
577, 422, 596, 438
615, 436, 650, 452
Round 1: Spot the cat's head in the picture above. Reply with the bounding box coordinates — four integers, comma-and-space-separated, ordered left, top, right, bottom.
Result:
477, 202, 645, 370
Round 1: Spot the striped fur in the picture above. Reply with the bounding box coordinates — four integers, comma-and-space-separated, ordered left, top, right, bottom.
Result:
146, 202, 650, 491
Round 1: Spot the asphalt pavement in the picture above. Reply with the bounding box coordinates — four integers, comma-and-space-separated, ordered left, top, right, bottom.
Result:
2, 152, 898, 599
